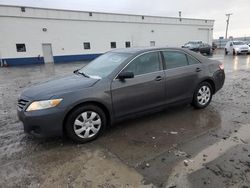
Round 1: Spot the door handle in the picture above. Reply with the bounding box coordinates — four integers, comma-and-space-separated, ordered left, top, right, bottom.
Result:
196, 67, 202, 72
155, 76, 163, 81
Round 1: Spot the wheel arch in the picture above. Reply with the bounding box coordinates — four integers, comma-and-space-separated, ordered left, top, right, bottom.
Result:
62, 101, 112, 136
199, 78, 216, 94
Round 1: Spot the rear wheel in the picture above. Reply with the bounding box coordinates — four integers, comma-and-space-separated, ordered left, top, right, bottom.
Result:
207, 48, 213, 55
192, 82, 212, 109
65, 105, 106, 143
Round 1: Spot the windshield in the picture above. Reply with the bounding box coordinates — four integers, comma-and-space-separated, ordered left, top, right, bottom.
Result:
78, 52, 131, 78
188, 41, 201, 44
233, 41, 245, 45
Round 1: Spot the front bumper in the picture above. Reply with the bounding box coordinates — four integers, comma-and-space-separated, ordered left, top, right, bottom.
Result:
235, 49, 250, 54
17, 107, 64, 137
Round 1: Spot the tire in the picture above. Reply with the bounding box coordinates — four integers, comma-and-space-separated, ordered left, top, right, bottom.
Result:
207, 48, 213, 55
65, 105, 106, 143
192, 82, 213, 109
233, 49, 236, 56
225, 49, 228, 55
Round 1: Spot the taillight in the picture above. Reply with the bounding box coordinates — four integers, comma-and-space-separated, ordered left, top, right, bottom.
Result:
219, 64, 224, 70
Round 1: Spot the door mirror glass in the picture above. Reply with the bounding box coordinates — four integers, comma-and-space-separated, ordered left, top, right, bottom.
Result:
118, 71, 134, 80
73, 69, 79, 73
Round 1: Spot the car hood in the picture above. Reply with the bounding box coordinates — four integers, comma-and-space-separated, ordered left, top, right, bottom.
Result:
21, 74, 100, 99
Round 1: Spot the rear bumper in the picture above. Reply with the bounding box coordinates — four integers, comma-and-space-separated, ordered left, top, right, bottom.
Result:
213, 70, 225, 93
17, 107, 64, 137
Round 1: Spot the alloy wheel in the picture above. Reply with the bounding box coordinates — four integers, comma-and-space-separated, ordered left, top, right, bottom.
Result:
197, 86, 211, 106
73, 111, 102, 138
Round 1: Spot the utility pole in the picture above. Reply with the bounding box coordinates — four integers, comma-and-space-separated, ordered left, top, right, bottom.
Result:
225, 13, 233, 39
179, 11, 182, 21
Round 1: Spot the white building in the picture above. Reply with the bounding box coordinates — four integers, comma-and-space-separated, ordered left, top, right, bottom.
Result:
0, 5, 214, 66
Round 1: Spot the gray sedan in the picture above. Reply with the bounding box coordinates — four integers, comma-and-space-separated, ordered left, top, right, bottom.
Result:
17, 47, 225, 143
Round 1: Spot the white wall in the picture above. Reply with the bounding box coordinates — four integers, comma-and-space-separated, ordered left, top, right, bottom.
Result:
0, 5, 214, 59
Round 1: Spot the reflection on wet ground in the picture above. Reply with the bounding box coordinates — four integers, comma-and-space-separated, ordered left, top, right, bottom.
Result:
211, 50, 250, 72
97, 105, 222, 166
166, 123, 250, 187
0, 50, 250, 187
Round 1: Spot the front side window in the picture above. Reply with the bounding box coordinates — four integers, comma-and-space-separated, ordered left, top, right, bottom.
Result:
123, 52, 161, 76
162, 51, 188, 69
79, 52, 131, 78
16, 44, 26, 52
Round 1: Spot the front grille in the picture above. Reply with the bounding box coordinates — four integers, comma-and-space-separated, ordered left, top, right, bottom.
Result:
241, 50, 248, 53
18, 99, 29, 110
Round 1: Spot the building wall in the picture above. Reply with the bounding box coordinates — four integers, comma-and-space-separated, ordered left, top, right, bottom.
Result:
0, 5, 214, 65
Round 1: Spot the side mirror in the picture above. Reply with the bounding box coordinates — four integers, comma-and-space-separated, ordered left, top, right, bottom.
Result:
73, 69, 79, 73
118, 71, 134, 80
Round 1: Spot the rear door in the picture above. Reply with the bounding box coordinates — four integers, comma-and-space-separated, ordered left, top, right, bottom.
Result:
162, 50, 203, 103
111, 51, 166, 118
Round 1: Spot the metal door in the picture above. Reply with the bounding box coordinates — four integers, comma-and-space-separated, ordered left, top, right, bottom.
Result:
42, 44, 54, 63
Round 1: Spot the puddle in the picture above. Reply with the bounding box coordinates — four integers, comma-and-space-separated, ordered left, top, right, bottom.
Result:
166, 123, 250, 187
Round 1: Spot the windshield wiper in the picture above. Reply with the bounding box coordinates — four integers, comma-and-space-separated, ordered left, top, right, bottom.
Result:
73, 69, 90, 78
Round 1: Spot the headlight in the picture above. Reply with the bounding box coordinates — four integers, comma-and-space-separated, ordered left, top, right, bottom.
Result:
26, 99, 63, 111
234, 48, 239, 51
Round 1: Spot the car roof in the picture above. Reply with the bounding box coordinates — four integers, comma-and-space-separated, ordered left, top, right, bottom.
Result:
110, 46, 192, 54
109, 46, 209, 62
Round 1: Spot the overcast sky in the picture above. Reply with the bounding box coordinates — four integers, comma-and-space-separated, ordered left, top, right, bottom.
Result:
0, 0, 250, 39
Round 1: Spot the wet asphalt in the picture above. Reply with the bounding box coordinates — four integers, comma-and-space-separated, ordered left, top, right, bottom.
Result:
0, 50, 250, 188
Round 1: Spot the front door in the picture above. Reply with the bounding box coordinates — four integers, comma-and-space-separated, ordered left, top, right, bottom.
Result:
42, 43, 54, 63
111, 51, 165, 118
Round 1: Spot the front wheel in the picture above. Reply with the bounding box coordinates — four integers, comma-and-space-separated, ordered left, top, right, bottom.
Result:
65, 105, 106, 143
192, 82, 212, 109
233, 49, 237, 56
225, 49, 228, 55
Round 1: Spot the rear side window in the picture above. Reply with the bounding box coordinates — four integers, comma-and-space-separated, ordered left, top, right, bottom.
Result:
162, 51, 188, 69
187, 55, 200, 65
124, 52, 161, 76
